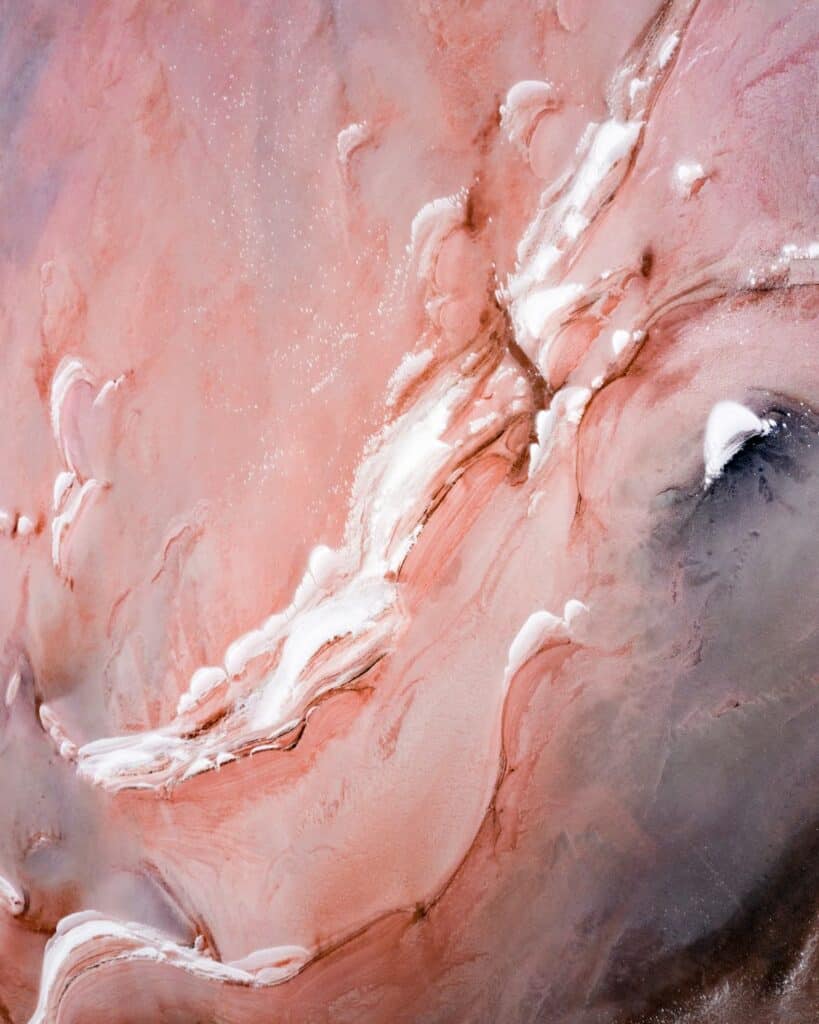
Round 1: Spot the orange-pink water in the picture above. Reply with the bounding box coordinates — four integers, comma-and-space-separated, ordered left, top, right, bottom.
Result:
1, 2, 818, 1021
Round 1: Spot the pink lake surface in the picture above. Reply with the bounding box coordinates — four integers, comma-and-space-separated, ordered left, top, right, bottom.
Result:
0, 2, 818, 1022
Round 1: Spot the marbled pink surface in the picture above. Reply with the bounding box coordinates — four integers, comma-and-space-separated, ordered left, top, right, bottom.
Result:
0, 2, 818, 1021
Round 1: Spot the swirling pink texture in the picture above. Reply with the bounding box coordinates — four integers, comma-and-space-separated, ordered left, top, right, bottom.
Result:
0, 2, 817, 1022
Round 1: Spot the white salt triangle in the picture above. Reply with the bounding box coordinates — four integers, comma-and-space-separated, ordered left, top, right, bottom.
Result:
703, 401, 772, 486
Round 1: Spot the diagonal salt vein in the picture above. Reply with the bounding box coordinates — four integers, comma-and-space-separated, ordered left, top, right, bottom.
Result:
44, 3, 705, 791
44, 370, 482, 790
